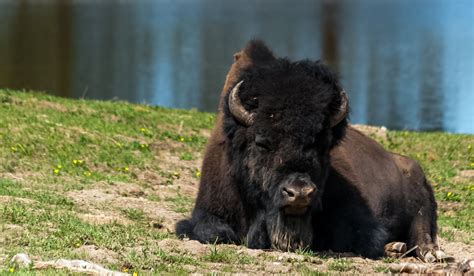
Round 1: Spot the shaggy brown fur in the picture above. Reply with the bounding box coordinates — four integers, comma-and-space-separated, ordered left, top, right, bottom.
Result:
176, 40, 439, 261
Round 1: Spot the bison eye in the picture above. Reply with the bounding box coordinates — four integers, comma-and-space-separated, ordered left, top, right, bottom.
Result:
255, 135, 272, 151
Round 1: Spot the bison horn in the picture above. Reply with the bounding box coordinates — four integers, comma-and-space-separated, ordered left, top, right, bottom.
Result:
228, 80, 256, 126
330, 90, 349, 127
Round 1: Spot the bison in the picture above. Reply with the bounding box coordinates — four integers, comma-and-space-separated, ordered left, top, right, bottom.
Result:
176, 40, 449, 262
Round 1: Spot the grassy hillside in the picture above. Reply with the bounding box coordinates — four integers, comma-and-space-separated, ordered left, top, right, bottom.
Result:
0, 90, 472, 274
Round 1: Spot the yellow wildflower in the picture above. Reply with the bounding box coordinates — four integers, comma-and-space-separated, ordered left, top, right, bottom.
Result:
78, 160, 84, 165
468, 144, 472, 150
133, 272, 138, 276
140, 128, 146, 132
75, 242, 81, 247
53, 169, 60, 175
57, 164, 62, 169
122, 268, 129, 273
195, 171, 201, 177
124, 167, 129, 172
73, 159, 78, 164
179, 137, 185, 142
83, 171, 92, 177
447, 192, 452, 197
470, 163, 474, 168
10, 146, 17, 152
9, 268, 14, 273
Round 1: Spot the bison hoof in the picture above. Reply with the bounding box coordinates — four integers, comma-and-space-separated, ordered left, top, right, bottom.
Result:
384, 242, 407, 258
421, 249, 455, 263
423, 251, 436, 263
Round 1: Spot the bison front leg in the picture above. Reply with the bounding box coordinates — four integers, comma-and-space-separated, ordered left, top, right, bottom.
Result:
176, 208, 240, 244
246, 212, 271, 249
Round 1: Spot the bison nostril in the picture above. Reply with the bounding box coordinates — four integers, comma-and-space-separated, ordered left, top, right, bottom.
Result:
303, 187, 315, 197
282, 187, 296, 199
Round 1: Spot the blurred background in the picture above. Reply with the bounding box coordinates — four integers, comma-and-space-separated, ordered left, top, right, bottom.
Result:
0, 0, 472, 133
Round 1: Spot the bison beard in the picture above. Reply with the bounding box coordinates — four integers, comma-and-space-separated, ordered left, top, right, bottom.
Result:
176, 40, 448, 262
254, 210, 313, 251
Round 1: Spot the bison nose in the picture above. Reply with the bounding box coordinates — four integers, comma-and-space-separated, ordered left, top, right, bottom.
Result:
281, 184, 315, 205
281, 183, 315, 215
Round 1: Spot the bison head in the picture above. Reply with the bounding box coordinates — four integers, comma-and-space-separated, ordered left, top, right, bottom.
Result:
222, 41, 348, 251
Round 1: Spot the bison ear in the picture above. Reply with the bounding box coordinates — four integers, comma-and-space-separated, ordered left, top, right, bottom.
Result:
234, 40, 276, 65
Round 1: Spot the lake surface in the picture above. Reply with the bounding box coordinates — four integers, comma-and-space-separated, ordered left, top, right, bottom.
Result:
0, 0, 473, 133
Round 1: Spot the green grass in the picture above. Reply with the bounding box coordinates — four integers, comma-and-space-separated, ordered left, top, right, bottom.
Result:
327, 258, 355, 272
373, 265, 390, 273
201, 244, 256, 265
0, 90, 213, 272
1, 200, 169, 251
0, 90, 473, 273
0, 179, 74, 208
121, 208, 146, 221
165, 188, 194, 213
123, 247, 198, 273
0, 90, 212, 182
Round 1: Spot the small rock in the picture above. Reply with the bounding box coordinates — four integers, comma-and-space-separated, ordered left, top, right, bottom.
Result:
10, 253, 32, 267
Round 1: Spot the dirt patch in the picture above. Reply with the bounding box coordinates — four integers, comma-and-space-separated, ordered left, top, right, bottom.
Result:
0, 172, 44, 182
439, 238, 474, 260
453, 170, 474, 183
0, 224, 25, 245
0, 195, 37, 205
66, 182, 187, 231
107, 182, 146, 197
32, 99, 95, 115
158, 239, 208, 256
76, 213, 131, 225
36, 100, 68, 113
73, 245, 120, 266
352, 124, 388, 141
151, 238, 473, 274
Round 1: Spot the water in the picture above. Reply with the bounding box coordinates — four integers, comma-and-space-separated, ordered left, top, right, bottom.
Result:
0, 0, 473, 134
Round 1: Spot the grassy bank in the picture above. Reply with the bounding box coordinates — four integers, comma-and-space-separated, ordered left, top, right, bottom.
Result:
0, 90, 472, 274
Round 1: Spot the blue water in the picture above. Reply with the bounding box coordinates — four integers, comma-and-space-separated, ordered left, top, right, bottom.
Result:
0, 0, 472, 133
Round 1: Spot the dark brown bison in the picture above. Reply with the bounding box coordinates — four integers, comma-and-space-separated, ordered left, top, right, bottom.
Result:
176, 40, 449, 262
